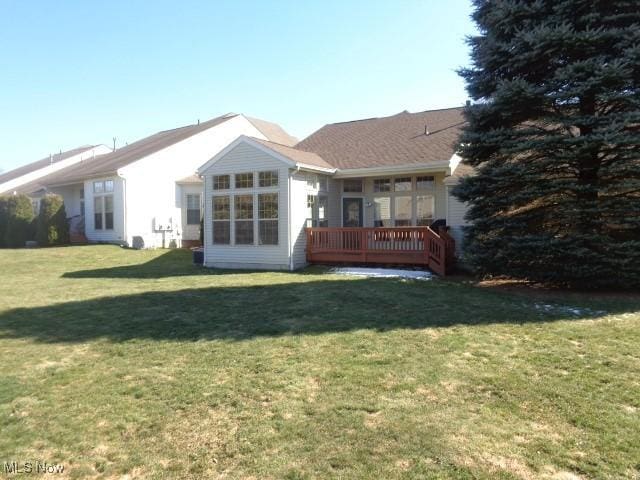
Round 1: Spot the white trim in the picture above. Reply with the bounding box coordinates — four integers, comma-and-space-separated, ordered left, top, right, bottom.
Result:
333, 161, 450, 178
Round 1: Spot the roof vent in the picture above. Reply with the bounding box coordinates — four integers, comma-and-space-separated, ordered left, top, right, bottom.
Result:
424, 125, 430, 135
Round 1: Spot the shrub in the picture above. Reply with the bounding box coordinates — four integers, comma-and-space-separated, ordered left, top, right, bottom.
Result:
4, 194, 35, 247
0, 197, 8, 248
36, 194, 70, 246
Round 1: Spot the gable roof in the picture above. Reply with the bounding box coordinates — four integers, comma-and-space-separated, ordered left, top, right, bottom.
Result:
198, 136, 336, 175
246, 117, 298, 146
295, 107, 465, 170
250, 137, 335, 171
36, 114, 239, 187
0, 145, 98, 185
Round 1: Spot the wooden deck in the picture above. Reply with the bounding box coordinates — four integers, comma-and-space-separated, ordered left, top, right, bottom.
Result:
305, 226, 455, 276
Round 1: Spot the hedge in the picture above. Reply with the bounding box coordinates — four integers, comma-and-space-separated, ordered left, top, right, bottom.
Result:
36, 194, 69, 246
4, 194, 35, 247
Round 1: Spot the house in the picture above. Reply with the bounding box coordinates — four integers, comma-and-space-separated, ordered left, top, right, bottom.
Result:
14, 113, 296, 248
198, 107, 469, 273
0, 145, 111, 197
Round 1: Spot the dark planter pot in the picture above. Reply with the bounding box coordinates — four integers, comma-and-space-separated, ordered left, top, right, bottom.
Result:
192, 247, 204, 265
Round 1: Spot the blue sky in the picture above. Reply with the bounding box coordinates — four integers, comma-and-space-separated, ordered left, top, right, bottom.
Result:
0, 0, 475, 172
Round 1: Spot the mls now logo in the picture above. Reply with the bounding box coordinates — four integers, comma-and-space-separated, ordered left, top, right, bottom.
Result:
4, 461, 65, 474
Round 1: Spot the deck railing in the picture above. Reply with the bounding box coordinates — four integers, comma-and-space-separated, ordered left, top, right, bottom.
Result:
305, 226, 455, 276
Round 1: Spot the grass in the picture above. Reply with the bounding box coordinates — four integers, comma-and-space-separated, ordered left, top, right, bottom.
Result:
0, 245, 639, 479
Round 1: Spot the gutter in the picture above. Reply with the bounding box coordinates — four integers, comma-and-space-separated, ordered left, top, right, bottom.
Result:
333, 161, 451, 178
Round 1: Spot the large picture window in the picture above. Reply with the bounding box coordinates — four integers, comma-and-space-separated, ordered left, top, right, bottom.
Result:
186, 194, 201, 225
234, 195, 254, 244
394, 196, 412, 226
416, 195, 434, 226
212, 196, 230, 244
373, 197, 392, 227
258, 193, 278, 245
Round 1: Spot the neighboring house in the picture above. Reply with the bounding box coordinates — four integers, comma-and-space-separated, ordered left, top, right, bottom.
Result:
0, 145, 111, 197
199, 107, 469, 272
16, 113, 296, 248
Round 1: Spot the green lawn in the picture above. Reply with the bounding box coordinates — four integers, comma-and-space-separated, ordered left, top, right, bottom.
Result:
0, 246, 639, 479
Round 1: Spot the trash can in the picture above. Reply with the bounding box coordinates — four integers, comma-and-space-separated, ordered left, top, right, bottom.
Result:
192, 247, 204, 265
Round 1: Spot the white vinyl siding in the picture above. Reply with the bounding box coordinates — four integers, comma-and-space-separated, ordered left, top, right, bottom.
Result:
446, 185, 469, 253
202, 143, 290, 269
83, 176, 125, 243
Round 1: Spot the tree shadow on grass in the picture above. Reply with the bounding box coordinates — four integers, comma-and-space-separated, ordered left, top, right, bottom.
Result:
2, 277, 638, 344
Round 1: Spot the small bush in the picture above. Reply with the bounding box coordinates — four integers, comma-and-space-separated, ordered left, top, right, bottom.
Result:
0, 197, 8, 248
4, 194, 35, 247
36, 194, 70, 246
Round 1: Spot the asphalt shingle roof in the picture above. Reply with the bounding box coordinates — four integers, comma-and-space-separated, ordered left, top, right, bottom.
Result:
0, 145, 98, 185
295, 107, 465, 169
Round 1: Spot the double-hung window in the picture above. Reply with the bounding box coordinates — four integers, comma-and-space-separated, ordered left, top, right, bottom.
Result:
93, 180, 114, 230
186, 194, 201, 225
258, 193, 278, 244
234, 195, 254, 244
212, 196, 230, 244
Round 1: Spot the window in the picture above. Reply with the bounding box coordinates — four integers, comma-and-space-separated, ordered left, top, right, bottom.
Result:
373, 197, 392, 227
104, 195, 114, 230
394, 196, 412, 226
416, 195, 434, 226
186, 194, 201, 225
318, 195, 328, 227
213, 175, 230, 190
212, 196, 230, 244
394, 177, 412, 192
306, 195, 328, 227
318, 176, 328, 192
306, 173, 318, 189
373, 178, 392, 193
234, 195, 254, 244
306, 195, 315, 227
343, 179, 363, 193
235, 173, 253, 189
94, 197, 103, 230
93, 181, 114, 231
416, 176, 435, 190
258, 193, 278, 245
259, 171, 278, 187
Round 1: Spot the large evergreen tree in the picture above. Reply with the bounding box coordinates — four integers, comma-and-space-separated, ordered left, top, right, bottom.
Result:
455, 0, 640, 288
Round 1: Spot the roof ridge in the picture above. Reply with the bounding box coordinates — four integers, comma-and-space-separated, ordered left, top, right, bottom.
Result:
323, 105, 465, 127
156, 113, 238, 134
